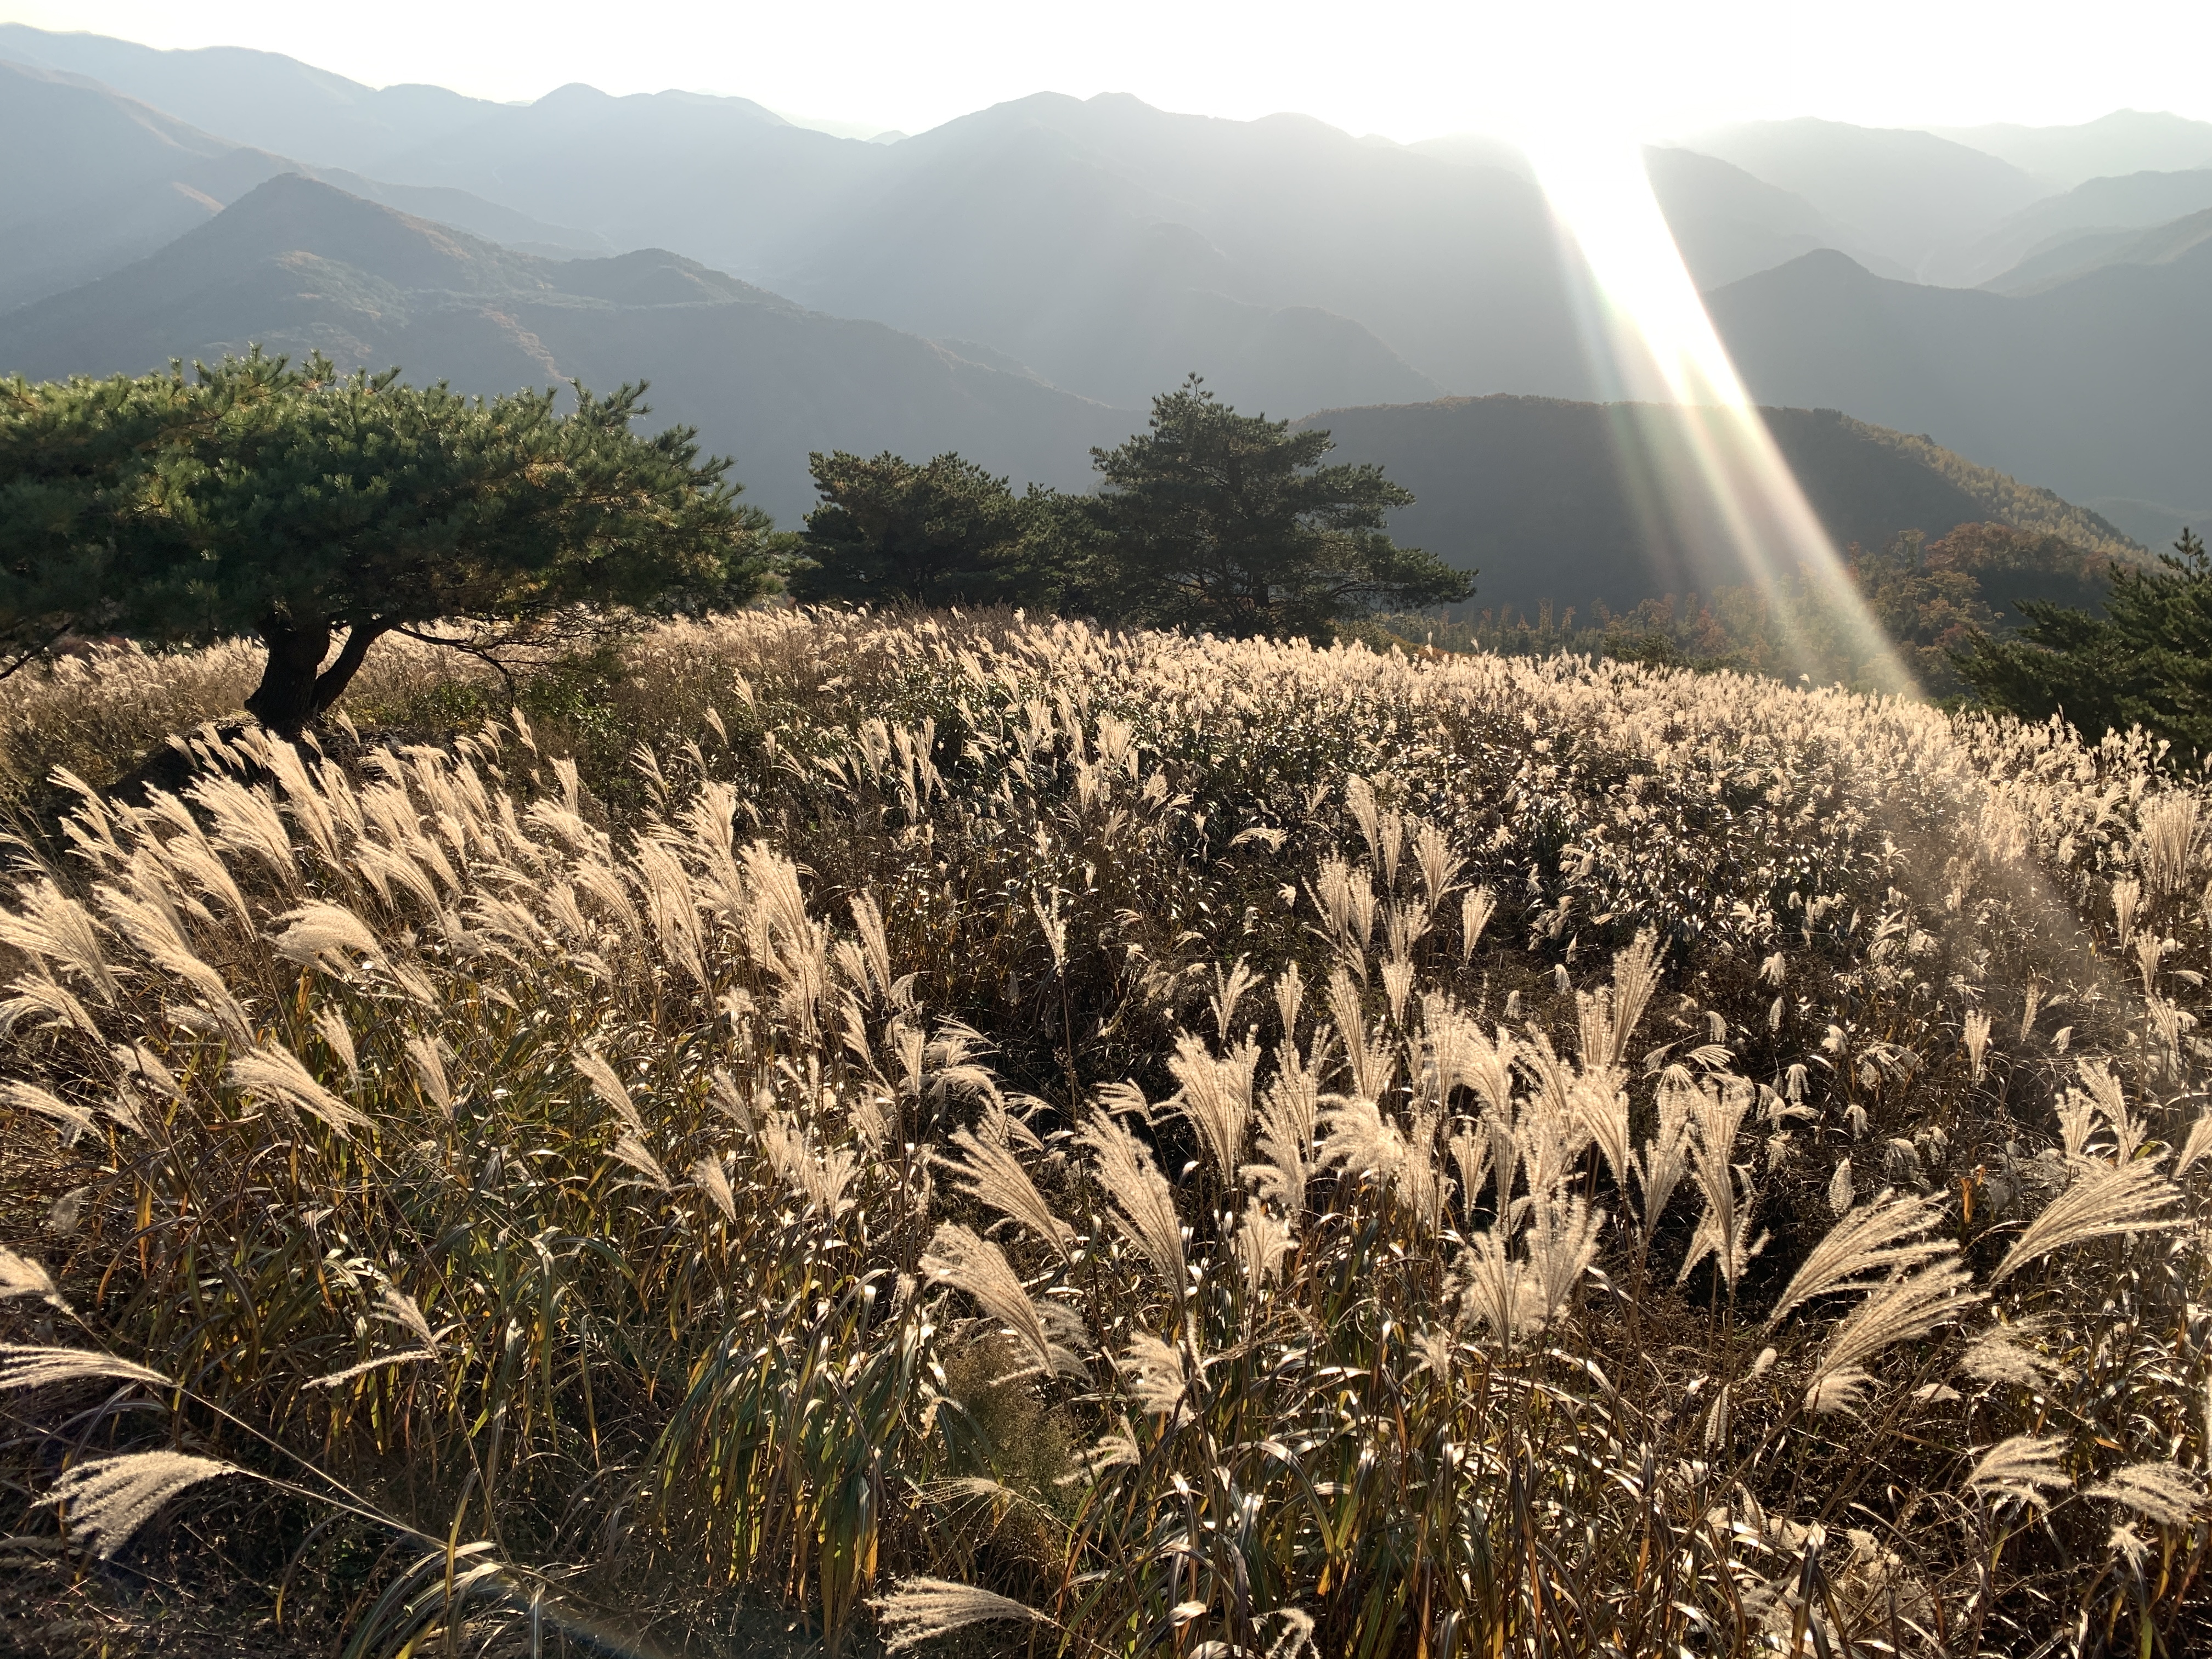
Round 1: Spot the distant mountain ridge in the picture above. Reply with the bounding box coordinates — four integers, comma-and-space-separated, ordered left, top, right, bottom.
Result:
1295, 395, 2139, 617
3, 20, 2209, 561
0, 174, 1136, 526
0, 57, 603, 312
1707, 245, 2212, 512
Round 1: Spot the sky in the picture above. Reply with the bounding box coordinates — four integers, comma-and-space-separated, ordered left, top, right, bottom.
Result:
2, 0, 2208, 142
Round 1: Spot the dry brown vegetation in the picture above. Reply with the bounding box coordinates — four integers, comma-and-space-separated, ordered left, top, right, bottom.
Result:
4, 610, 2212, 1657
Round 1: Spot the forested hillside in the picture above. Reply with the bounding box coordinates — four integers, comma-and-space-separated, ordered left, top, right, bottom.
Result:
1301, 395, 2138, 615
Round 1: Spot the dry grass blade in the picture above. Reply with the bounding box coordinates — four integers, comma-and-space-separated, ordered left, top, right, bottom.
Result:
1988, 1159, 2182, 1285
872, 1577, 1055, 1654
37, 1451, 242, 1557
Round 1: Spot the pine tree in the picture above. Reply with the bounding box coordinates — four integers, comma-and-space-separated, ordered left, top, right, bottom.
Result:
1077, 376, 1471, 638
1954, 528, 2212, 756
0, 352, 772, 733
791, 450, 1049, 608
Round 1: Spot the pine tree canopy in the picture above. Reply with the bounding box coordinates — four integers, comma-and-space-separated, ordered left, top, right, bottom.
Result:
1954, 528, 2212, 757
0, 351, 772, 733
1078, 376, 1472, 638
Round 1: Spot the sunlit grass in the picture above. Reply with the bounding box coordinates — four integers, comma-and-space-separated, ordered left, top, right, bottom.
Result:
3, 610, 2210, 1656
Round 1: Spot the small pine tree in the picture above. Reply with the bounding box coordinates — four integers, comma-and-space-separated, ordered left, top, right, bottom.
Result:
1077, 376, 1471, 639
0, 352, 772, 733
1954, 529, 2212, 755
790, 450, 1051, 608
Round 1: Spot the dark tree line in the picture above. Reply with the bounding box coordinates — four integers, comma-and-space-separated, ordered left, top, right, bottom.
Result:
790, 376, 1470, 636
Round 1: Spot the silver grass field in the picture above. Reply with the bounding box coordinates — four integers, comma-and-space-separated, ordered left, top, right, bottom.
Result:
3, 609, 2211, 1656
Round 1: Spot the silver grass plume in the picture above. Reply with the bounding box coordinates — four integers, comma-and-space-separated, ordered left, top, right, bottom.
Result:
403, 1032, 455, 1118
1988, 1159, 2180, 1285
1117, 1330, 1193, 1419
1208, 956, 1259, 1045
872, 1578, 1054, 1654
690, 1155, 738, 1223
1804, 1256, 1980, 1415
269, 901, 391, 978
38, 1451, 242, 1557
1, 1345, 171, 1392
1460, 887, 1497, 962
758, 1116, 857, 1217
1966, 1434, 2070, 1510
1522, 1194, 1604, 1329
312, 1007, 359, 1083
2087, 1462, 2205, 1528
229, 1043, 369, 1137
1245, 1042, 1320, 1214
2135, 791, 2200, 896
2175, 1109, 2212, 1177
1234, 1199, 1293, 1293
2, 1079, 98, 1138
574, 1047, 646, 1137
1827, 1158, 1855, 1215
1167, 1030, 1257, 1186
1963, 1010, 1991, 1081
921, 1223, 1087, 1379
311, 1286, 444, 1389
1080, 1110, 1186, 1290
1765, 1194, 1951, 1328
1272, 963, 1305, 1039
1958, 1319, 2056, 1389
1, 1248, 67, 1310
939, 1126, 1076, 1261
1457, 1227, 1526, 1350
1328, 967, 1394, 1099
1630, 1069, 1696, 1247
1677, 1076, 1760, 1291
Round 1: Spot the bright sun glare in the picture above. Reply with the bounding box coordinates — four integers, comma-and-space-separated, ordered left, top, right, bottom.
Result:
1519, 125, 1916, 691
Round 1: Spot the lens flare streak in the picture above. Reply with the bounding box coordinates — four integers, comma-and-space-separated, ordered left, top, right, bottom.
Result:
1521, 128, 1917, 692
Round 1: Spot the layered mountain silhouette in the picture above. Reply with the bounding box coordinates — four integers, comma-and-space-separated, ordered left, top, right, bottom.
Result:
3, 21, 2207, 592
1298, 396, 2139, 616
1941, 169, 2212, 290
0, 57, 603, 311
1683, 119, 2046, 277
0, 174, 1133, 526
1932, 111, 2212, 192
0, 22, 504, 172
1708, 246, 2212, 514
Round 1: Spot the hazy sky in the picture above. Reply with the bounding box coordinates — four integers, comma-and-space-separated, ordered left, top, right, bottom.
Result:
3, 0, 2207, 140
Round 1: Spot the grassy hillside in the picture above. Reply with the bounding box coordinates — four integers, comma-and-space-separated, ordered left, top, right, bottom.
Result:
5, 612, 2211, 1656
1299, 395, 2138, 618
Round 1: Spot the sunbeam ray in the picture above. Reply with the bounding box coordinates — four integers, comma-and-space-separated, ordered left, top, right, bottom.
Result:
1521, 122, 1919, 693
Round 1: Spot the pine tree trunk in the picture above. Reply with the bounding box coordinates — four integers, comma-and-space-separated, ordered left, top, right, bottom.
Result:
244, 618, 332, 738
244, 617, 390, 738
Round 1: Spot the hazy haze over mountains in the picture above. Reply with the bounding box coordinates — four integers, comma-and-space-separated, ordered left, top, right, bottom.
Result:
0, 174, 1132, 526
2, 18, 2207, 596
